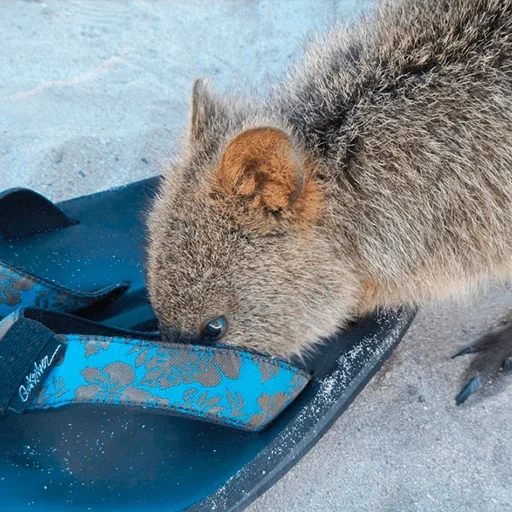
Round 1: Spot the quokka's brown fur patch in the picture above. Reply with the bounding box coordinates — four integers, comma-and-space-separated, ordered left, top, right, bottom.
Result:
217, 128, 303, 212
213, 127, 322, 232
147, 0, 512, 361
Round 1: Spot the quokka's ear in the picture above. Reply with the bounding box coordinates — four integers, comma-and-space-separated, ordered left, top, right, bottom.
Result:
214, 127, 322, 226
189, 78, 223, 142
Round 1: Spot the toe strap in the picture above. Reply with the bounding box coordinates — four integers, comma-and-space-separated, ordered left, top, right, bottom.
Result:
0, 261, 129, 319
0, 188, 76, 240
0, 308, 310, 431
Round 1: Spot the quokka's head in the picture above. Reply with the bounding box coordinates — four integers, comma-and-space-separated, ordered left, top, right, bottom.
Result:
147, 80, 359, 359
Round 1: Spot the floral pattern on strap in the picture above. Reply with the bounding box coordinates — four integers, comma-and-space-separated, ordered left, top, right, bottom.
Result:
0, 262, 126, 318
30, 334, 310, 431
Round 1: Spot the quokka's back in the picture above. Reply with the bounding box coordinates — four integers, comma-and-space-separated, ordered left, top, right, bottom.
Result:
270, 0, 512, 308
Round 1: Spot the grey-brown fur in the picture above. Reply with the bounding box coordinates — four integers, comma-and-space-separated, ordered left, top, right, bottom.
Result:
147, 0, 512, 385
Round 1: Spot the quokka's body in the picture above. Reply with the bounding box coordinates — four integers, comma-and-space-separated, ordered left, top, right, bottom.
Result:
273, 0, 512, 312
147, 0, 512, 395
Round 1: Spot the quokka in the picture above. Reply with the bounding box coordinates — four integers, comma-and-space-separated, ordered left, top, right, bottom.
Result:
147, 0, 512, 403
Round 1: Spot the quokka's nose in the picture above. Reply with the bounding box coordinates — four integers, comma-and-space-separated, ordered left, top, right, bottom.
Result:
158, 322, 204, 345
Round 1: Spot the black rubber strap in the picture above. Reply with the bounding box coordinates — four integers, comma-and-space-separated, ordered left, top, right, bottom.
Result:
0, 188, 76, 240
0, 313, 67, 416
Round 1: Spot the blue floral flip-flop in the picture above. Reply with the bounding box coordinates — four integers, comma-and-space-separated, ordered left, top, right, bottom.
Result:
0, 179, 161, 331
0, 302, 414, 512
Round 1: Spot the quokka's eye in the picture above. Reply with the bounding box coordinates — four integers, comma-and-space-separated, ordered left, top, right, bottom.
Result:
201, 316, 228, 340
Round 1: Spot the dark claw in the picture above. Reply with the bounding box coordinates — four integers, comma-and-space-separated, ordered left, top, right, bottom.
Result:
452, 345, 478, 359
454, 323, 512, 403
455, 376, 483, 405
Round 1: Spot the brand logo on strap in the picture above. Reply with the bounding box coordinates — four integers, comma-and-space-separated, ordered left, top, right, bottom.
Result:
19, 345, 63, 403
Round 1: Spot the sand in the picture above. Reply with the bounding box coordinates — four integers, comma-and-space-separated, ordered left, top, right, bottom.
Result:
1, 1, 511, 511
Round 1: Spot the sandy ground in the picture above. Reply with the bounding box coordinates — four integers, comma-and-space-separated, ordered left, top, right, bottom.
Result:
1, 1, 511, 511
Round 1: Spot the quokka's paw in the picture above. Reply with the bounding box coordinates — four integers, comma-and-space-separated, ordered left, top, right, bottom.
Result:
452, 323, 512, 405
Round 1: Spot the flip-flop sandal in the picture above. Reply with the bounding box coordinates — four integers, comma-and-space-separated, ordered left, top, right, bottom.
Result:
0, 178, 161, 331
0, 304, 415, 512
